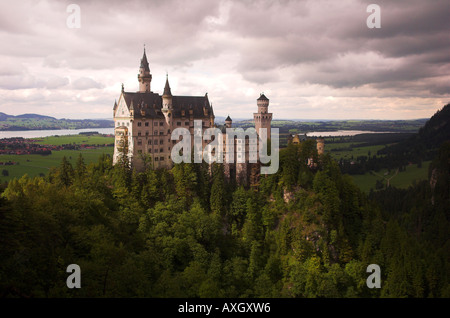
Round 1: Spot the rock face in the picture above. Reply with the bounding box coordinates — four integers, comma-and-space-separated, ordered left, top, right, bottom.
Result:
430, 168, 438, 205
283, 188, 295, 203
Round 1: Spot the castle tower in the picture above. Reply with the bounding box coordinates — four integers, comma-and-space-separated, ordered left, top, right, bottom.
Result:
138, 48, 152, 92
225, 115, 232, 128
162, 73, 173, 125
316, 138, 325, 155
254, 93, 272, 140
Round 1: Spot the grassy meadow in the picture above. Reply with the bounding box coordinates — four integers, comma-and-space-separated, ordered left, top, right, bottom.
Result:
325, 142, 387, 160
323, 139, 431, 192
0, 147, 114, 183
350, 161, 431, 193
31, 134, 114, 146
0, 134, 114, 183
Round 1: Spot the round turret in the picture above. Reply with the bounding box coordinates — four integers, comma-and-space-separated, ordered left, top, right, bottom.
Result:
138, 47, 152, 92
254, 93, 272, 140
316, 138, 325, 155
225, 115, 232, 128
257, 93, 269, 113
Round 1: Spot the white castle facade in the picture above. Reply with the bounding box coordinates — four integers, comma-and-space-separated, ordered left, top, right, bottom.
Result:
113, 49, 273, 182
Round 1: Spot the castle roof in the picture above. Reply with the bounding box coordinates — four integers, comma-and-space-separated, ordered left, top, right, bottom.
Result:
225, 115, 232, 122
257, 93, 269, 101
163, 74, 172, 97
218, 124, 227, 134
120, 91, 212, 119
140, 49, 150, 72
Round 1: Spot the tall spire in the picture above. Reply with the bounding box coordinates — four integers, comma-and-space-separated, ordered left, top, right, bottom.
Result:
140, 46, 150, 72
163, 73, 172, 96
138, 46, 152, 92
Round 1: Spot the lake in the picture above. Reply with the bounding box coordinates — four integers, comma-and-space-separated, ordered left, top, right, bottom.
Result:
306, 130, 395, 137
0, 128, 395, 139
0, 128, 115, 139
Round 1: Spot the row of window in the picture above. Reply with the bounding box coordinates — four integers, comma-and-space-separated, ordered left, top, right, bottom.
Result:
137, 148, 169, 153
137, 130, 170, 136
135, 151, 167, 162
255, 115, 271, 120
118, 121, 210, 128
117, 121, 165, 127
136, 139, 177, 145
137, 139, 167, 145
137, 121, 164, 127
131, 137, 258, 148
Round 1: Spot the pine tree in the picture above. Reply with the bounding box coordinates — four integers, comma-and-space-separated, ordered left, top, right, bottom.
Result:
75, 153, 87, 180
58, 156, 74, 187
210, 163, 226, 216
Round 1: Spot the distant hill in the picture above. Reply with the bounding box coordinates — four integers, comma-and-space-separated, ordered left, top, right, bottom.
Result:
416, 104, 450, 149
378, 103, 450, 162
233, 118, 427, 133
0, 112, 114, 131
15, 113, 56, 120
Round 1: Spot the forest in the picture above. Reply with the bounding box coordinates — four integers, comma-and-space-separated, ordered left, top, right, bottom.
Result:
0, 133, 448, 298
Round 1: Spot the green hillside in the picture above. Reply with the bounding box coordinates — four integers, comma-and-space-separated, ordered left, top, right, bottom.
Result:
0, 138, 448, 298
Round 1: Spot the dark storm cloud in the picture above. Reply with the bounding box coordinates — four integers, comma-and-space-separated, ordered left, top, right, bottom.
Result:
430, 85, 450, 95
0, 0, 222, 72
0, 0, 448, 119
345, 0, 449, 38
57, 0, 222, 69
223, 0, 450, 93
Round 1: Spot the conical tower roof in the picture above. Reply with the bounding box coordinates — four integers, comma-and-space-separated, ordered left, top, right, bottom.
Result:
140, 48, 150, 72
257, 93, 269, 101
163, 73, 172, 96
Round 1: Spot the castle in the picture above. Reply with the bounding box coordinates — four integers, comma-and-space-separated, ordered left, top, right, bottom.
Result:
113, 49, 272, 183
288, 134, 324, 167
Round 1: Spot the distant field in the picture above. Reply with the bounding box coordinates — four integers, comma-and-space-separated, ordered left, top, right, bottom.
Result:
325, 142, 387, 160
322, 134, 430, 192
31, 134, 114, 146
350, 161, 431, 193
0, 147, 114, 183
0, 134, 114, 183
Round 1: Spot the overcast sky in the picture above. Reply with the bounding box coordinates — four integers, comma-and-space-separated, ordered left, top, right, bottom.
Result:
1, 0, 449, 120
